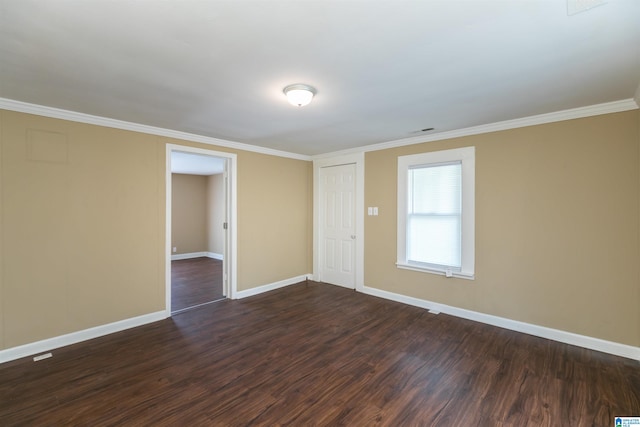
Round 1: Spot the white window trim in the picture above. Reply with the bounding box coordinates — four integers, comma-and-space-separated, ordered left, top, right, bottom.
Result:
397, 146, 475, 280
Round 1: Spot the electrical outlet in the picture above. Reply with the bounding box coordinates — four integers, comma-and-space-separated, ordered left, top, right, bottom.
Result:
172, 247, 177, 253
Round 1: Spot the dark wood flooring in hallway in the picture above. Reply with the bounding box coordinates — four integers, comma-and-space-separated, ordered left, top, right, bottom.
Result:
1, 281, 638, 426
171, 257, 223, 312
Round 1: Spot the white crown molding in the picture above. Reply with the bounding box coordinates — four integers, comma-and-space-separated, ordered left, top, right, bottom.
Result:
313, 98, 640, 160
0, 311, 167, 364
361, 286, 640, 361
0, 98, 311, 162
3, 97, 637, 162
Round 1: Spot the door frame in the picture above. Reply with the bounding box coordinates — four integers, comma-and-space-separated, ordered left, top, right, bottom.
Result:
313, 152, 364, 291
165, 144, 238, 316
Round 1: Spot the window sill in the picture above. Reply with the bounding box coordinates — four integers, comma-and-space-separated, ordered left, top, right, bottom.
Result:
396, 262, 475, 280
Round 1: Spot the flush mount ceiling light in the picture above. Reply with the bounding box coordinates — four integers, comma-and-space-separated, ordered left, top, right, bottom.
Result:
283, 84, 316, 107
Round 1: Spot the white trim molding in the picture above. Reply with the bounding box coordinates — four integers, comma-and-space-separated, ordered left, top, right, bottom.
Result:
3, 96, 636, 162
171, 251, 208, 261
0, 97, 310, 161
397, 146, 475, 279
170, 252, 223, 261
235, 274, 310, 299
166, 144, 238, 311
313, 98, 639, 159
361, 286, 640, 362
207, 252, 224, 260
0, 311, 167, 364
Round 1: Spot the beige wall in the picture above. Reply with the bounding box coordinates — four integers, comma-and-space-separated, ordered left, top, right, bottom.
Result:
235, 152, 312, 290
164, 144, 313, 292
171, 172, 226, 257
1, 106, 636, 353
0, 111, 165, 348
171, 173, 208, 254
0, 110, 312, 350
207, 173, 225, 256
365, 110, 640, 347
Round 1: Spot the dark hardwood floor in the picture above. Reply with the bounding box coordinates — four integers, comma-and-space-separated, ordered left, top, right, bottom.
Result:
1, 281, 638, 426
171, 257, 224, 312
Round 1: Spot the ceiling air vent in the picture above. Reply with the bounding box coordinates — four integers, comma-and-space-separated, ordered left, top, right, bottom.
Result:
567, 0, 607, 16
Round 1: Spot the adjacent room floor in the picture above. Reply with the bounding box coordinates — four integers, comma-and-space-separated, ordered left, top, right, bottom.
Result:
1, 281, 638, 425
171, 257, 224, 312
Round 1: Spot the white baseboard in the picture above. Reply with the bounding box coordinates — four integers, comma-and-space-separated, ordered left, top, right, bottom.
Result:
171, 252, 208, 260
0, 311, 167, 364
235, 274, 310, 299
206, 252, 223, 260
6, 282, 633, 364
361, 286, 640, 362
171, 252, 223, 261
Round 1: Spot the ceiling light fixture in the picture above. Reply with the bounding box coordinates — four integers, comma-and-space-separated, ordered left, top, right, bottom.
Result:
283, 84, 316, 107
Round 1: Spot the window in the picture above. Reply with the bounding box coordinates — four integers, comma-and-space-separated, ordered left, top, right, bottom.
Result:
397, 147, 475, 279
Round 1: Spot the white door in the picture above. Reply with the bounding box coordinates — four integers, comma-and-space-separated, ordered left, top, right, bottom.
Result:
319, 163, 356, 288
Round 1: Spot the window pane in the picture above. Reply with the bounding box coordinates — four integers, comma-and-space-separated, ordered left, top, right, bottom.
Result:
410, 163, 461, 215
407, 215, 461, 267
407, 163, 462, 268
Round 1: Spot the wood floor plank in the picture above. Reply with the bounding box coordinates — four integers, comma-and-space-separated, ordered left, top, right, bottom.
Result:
171, 257, 223, 312
1, 281, 638, 426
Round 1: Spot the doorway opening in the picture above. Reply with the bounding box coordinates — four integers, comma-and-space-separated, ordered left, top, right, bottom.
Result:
166, 145, 237, 316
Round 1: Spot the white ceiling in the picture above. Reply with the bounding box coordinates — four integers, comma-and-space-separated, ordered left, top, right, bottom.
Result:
1, 0, 639, 156
171, 151, 225, 175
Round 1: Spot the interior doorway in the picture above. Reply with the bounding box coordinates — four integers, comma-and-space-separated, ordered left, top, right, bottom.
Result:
318, 163, 357, 289
166, 145, 237, 316
313, 153, 365, 291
